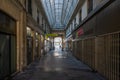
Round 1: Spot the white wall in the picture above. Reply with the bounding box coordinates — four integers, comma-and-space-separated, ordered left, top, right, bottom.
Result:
81, 0, 88, 20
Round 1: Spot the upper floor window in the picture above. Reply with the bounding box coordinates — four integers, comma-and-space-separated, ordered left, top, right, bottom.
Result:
0, 11, 16, 34
37, 9, 39, 24
79, 10, 82, 23
87, 0, 93, 13
28, 0, 32, 15
74, 18, 76, 27
24, 0, 26, 8
41, 17, 44, 29
93, 0, 106, 9
37, 17, 39, 24
81, 0, 88, 20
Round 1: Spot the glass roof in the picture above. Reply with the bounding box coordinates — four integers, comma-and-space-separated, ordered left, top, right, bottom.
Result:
41, 0, 79, 30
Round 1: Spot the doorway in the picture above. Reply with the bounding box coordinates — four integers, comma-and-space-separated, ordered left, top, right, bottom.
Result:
27, 36, 33, 65
0, 33, 16, 79
0, 11, 16, 79
54, 37, 62, 50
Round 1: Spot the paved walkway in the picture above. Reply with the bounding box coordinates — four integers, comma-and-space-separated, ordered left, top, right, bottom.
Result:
13, 49, 105, 80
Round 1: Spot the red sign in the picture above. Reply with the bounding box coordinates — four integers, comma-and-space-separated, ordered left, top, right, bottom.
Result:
77, 27, 84, 36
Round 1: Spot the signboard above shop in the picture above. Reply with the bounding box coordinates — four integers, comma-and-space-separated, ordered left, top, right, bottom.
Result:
46, 34, 58, 37
72, 27, 84, 39
77, 27, 84, 36
46, 33, 63, 37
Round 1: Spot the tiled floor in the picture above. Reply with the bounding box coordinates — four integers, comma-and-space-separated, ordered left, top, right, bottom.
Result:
13, 49, 105, 80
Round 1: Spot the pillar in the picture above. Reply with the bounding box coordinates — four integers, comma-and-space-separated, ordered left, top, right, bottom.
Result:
62, 36, 64, 51
31, 31, 36, 61
38, 34, 41, 59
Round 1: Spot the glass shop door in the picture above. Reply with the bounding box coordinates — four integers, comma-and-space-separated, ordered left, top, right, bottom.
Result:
0, 33, 16, 79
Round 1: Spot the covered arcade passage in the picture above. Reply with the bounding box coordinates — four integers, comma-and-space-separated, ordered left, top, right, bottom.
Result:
0, 0, 120, 80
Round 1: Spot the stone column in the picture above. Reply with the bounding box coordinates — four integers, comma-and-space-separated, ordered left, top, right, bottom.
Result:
17, 10, 27, 71
62, 36, 64, 51
53, 37, 55, 50
38, 34, 41, 59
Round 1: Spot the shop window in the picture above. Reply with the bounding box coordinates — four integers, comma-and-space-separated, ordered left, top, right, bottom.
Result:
26, 27, 33, 37
0, 11, 16, 79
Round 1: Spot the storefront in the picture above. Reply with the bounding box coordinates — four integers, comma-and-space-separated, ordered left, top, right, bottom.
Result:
0, 11, 16, 79
26, 27, 33, 65
35, 32, 40, 59
40, 35, 44, 55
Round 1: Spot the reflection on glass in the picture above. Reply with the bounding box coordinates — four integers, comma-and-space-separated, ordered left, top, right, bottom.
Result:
0, 34, 10, 77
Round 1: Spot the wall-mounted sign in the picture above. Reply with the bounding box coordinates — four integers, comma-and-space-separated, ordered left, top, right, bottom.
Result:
77, 27, 84, 36
46, 34, 58, 37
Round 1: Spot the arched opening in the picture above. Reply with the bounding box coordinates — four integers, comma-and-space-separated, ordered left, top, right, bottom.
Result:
54, 37, 62, 50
